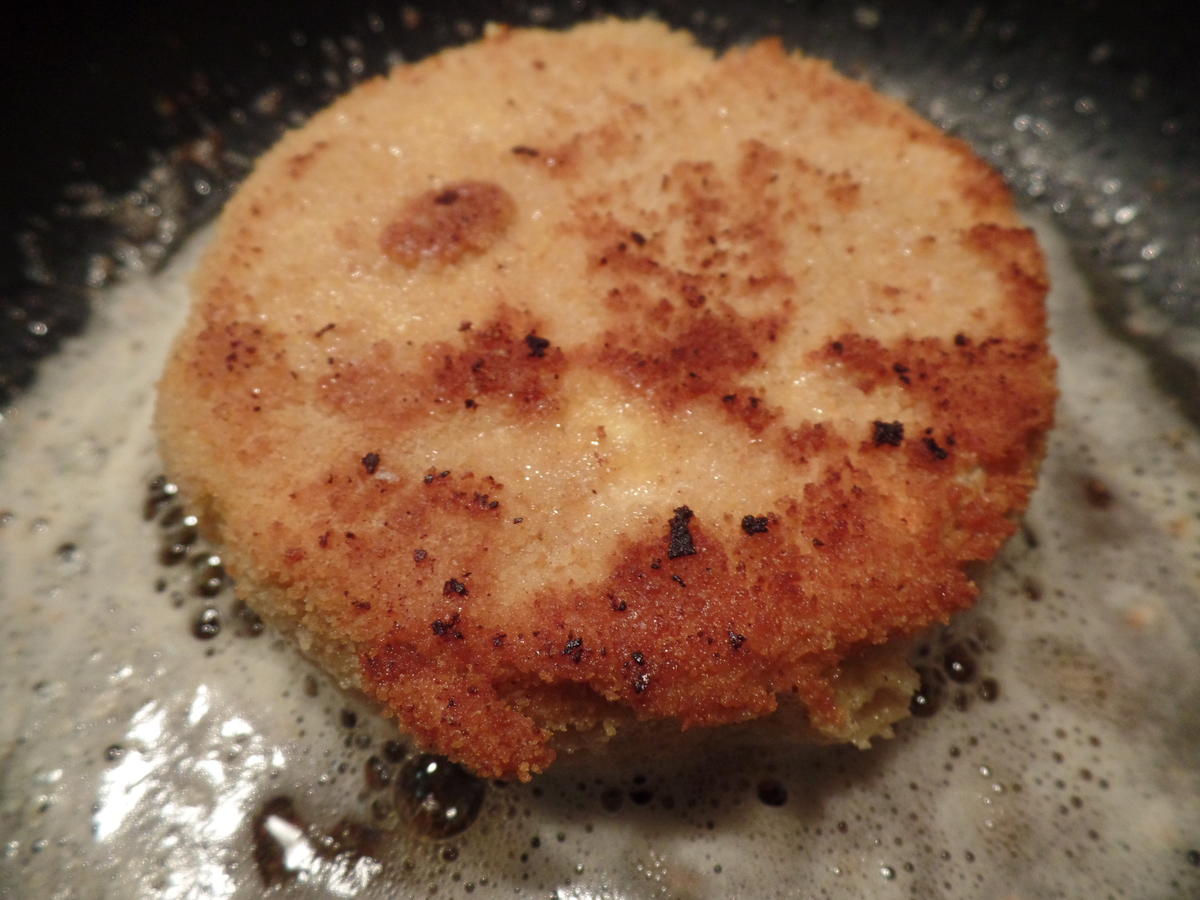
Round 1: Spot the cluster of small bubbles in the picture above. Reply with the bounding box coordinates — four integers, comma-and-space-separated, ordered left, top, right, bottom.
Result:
231, 599, 265, 636
144, 475, 273, 650
364, 755, 392, 791
193, 553, 225, 597
910, 618, 1002, 718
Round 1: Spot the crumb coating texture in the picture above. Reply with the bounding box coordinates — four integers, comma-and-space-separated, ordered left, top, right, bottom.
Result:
156, 20, 1056, 779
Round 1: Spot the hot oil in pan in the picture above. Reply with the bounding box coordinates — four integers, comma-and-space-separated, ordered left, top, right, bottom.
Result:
1, 211, 1197, 899
2, 10, 1199, 900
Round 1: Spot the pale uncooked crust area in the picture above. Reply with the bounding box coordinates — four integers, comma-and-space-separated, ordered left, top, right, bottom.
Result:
156, 20, 1055, 779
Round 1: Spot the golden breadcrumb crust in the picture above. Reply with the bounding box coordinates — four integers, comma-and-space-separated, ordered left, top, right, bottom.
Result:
156, 20, 1055, 779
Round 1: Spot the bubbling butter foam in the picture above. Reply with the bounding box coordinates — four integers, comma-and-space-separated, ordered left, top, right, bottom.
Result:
1, 219, 1198, 898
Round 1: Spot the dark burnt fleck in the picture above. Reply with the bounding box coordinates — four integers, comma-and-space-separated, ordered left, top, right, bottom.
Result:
492, 633, 506, 648
630, 230, 646, 245
314, 322, 336, 338
562, 636, 584, 663
443, 578, 469, 597
340, 709, 358, 729
464, 398, 477, 409
721, 393, 737, 403
512, 517, 524, 524
610, 594, 627, 612
649, 558, 662, 570
439, 470, 451, 478
831, 340, 844, 354
525, 333, 551, 358
667, 506, 697, 559
812, 538, 825, 547
360, 452, 381, 474
872, 420, 904, 446
741, 515, 769, 535
632, 672, 651, 694
954, 332, 969, 346
422, 473, 434, 484
728, 631, 746, 650
511, 145, 539, 156
923, 437, 949, 460
458, 320, 472, 332
671, 573, 687, 588
434, 189, 460, 205
413, 548, 428, 562
432, 614, 463, 639
893, 362, 912, 385
631, 651, 645, 665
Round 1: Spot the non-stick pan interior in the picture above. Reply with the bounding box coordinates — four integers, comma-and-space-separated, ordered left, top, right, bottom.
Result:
1, 3, 1198, 898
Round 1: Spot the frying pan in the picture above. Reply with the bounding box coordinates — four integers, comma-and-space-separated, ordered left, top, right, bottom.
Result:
1, 2, 1198, 898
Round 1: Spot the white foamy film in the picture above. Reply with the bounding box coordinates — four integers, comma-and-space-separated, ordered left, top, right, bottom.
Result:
1, 220, 1198, 899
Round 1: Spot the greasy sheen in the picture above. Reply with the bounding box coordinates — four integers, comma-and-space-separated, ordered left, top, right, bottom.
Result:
155, 20, 1056, 779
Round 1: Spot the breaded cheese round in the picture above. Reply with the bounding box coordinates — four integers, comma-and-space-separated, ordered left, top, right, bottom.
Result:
156, 19, 1056, 780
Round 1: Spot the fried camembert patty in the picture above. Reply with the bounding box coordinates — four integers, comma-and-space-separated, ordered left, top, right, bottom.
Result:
155, 19, 1055, 779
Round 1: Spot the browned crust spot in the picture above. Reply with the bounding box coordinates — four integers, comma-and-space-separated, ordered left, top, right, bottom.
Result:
380, 180, 516, 266
348, 454, 985, 778
286, 140, 330, 180
316, 310, 566, 425
816, 332, 1054, 476
156, 22, 1057, 781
